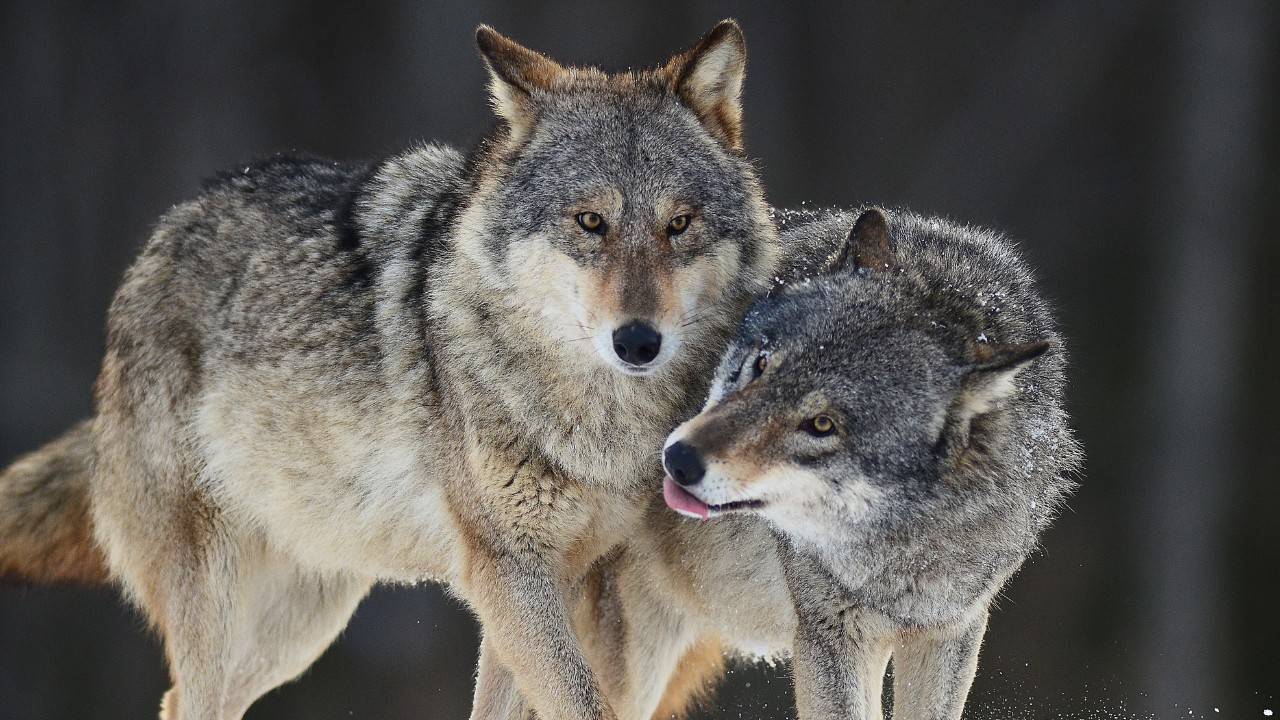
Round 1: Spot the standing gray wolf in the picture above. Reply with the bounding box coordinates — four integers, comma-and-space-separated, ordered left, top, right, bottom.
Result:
572, 207, 1080, 720
0, 20, 779, 720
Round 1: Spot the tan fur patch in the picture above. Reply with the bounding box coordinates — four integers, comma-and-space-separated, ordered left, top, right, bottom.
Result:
662, 21, 747, 151
579, 254, 680, 330
650, 636, 727, 720
714, 455, 773, 493
0, 420, 108, 585
476, 26, 569, 144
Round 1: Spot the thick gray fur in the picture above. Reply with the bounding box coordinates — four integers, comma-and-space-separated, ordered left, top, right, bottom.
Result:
21, 21, 783, 720
657, 207, 1082, 719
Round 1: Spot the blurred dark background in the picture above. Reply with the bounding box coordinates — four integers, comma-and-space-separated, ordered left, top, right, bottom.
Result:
1, 1, 1276, 718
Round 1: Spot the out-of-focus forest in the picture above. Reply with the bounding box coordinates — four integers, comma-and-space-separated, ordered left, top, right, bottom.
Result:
0, 1, 1276, 718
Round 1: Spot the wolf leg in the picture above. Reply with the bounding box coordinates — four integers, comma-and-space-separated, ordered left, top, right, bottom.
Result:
470, 631, 702, 720
98, 475, 365, 720
472, 637, 535, 720
782, 545, 891, 720
483, 549, 709, 720
90, 418, 234, 718
220, 545, 371, 718
146, 535, 239, 720
890, 612, 987, 720
148, 535, 369, 720
792, 610, 892, 720
606, 566, 704, 720
465, 548, 616, 720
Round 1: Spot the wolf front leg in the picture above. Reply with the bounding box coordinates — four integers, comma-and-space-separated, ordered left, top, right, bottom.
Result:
891, 612, 988, 720
472, 637, 533, 720
782, 544, 891, 720
465, 547, 617, 720
792, 610, 893, 720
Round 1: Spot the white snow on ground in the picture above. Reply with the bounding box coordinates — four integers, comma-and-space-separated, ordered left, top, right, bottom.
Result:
962, 697, 1277, 720
955, 661, 1277, 720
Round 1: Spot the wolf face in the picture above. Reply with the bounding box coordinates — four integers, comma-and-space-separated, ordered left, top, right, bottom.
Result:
661, 209, 1051, 545
457, 23, 776, 378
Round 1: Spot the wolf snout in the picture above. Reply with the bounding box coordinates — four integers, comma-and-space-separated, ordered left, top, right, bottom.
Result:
664, 441, 706, 486
612, 320, 663, 367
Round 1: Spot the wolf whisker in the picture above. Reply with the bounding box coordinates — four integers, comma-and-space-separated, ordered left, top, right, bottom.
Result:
680, 312, 713, 328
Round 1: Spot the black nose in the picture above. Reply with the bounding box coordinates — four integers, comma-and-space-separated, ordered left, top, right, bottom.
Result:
612, 321, 662, 366
664, 441, 705, 487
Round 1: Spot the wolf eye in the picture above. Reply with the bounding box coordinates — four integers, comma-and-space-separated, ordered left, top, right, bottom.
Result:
667, 214, 691, 235
576, 212, 606, 234
802, 415, 837, 437
752, 353, 769, 378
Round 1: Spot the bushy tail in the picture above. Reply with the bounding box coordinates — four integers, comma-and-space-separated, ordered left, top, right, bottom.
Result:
0, 419, 108, 584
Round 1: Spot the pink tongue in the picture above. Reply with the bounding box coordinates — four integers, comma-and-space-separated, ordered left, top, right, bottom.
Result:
663, 476, 710, 520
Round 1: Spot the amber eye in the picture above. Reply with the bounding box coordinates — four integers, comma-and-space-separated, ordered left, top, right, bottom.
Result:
576, 211, 606, 234
667, 214, 691, 235
803, 415, 837, 437
752, 353, 769, 377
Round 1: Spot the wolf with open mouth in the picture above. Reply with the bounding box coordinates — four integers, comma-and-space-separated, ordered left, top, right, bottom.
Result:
659, 206, 1081, 719
576, 206, 1081, 720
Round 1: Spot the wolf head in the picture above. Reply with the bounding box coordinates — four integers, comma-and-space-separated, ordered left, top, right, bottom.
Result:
661, 209, 1054, 545
454, 21, 778, 378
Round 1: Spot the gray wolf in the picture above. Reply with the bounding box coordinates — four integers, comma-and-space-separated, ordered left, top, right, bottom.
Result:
0, 20, 779, 720
570, 207, 1080, 720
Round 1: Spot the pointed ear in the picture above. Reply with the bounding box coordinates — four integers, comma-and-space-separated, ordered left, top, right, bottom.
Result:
666, 20, 748, 151
971, 340, 1051, 373
942, 340, 1049, 449
475, 25, 566, 138
825, 207, 893, 275
957, 340, 1049, 418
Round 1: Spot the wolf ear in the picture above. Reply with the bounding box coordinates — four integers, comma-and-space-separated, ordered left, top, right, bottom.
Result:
666, 20, 748, 151
957, 340, 1050, 420
476, 26, 566, 139
942, 340, 1050, 450
825, 207, 893, 275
